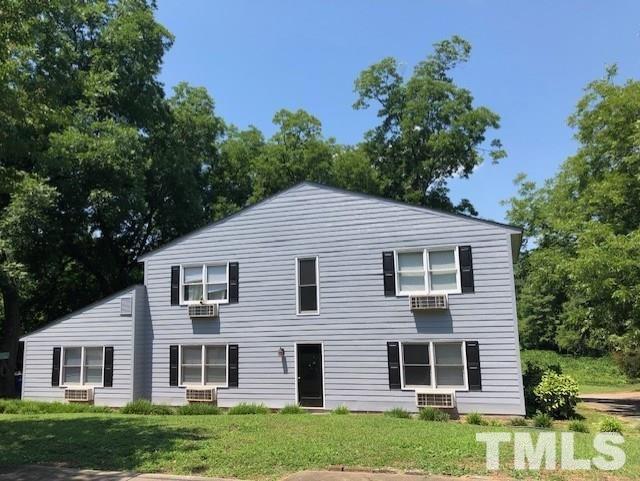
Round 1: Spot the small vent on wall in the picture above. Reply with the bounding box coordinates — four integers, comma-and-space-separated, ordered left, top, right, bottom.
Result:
120, 297, 132, 316
188, 304, 219, 318
416, 391, 455, 408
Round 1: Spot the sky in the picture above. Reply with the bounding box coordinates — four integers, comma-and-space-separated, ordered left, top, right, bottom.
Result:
156, 0, 640, 223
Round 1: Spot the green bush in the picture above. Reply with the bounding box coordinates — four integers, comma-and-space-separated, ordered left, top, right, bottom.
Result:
612, 338, 640, 379
568, 420, 589, 433
418, 407, 450, 422
120, 400, 174, 415
176, 403, 221, 415
599, 417, 623, 433
227, 403, 268, 415
0, 399, 111, 414
384, 407, 412, 419
279, 404, 306, 414
533, 371, 579, 419
465, 412, 488, 426
533, 412, 553, 428
332, 405, 350, 415
522, 359, 562, 416
509, 417, 528, 427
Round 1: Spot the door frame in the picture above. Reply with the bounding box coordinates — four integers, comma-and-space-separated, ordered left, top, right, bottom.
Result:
294, 342, 325, 409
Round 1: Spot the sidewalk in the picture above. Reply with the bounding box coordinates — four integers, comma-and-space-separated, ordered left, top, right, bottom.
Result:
0, 466, 494, 481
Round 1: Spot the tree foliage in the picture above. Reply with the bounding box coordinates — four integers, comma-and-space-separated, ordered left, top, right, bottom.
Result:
506, 70, 640, 369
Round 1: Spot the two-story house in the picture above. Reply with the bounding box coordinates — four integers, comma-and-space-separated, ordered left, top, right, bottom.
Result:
20, 182, 525, 414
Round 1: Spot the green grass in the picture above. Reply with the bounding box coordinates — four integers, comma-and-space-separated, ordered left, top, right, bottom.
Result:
279, 404, 307, 415
0, 410, 638, 480
176, 404, 221, 415
0, 399, 112, 414
120, 400, 175, 415
521, 349, 640, 393
227, 403, 269, 415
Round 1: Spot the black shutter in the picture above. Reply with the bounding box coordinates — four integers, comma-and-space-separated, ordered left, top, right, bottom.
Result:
459, 245, 475, 293
170, 266, 180, 305
466, 341, 482, 391
103, 346, 114, 387
169, 345, 179, 386
228, 344, 239, 387
387, 342, 401, 389
51, 347, 61, 387
229, 262, 239, 303
382, 252, 396, 297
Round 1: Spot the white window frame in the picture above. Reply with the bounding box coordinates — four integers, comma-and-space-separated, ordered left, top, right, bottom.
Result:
295, 256, 320, 316
179, 263, 230, 305
60, 346, 105, 388
178, 344, 229, 388
399, 341, 468, 391
394, 247, 461, 296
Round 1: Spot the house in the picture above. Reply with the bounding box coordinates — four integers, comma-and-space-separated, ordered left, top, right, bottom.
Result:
20, 182, 525, 414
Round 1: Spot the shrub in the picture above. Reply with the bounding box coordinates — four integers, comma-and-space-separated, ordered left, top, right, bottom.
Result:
509, 417, 528, 427
488, 419, 503, 427
384, 407, 412, 419
533, 371, 579, 419
522, 360, 562, 416
176, 403, 221, 415
599, 417, 623, 433
227, 403, 268, 415
533, 412, 553, 428
568, 420, 589, 433
612, 337, 640, 379
332, 405, 350, 415
418, 407, 450, 422
279, 404, 306, 414
465, 412, 488, 425
121, 400, 174, 415
0, 399, 111, 414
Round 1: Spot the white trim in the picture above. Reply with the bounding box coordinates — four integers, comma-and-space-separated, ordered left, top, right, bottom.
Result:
294, 342, 325, 409
295, 256, 320, 316
178, 344, 229, 388
399, 340, 468, 392
179, 262, 230, 306
60, 345, 105, 388
394, 246, 461, 296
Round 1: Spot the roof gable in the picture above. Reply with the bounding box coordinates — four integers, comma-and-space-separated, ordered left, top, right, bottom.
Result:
138, 182, 522, 261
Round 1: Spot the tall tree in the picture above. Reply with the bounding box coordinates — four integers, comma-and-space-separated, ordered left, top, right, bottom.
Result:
353, 36, 505, 214
506, 68, 640, 369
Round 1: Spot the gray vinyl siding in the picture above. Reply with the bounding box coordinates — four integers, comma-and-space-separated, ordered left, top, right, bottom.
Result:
21, 286, 142, 407
142, 184, 525, 414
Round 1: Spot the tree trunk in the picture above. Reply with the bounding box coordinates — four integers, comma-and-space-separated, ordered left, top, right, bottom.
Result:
0, 286, 21, 397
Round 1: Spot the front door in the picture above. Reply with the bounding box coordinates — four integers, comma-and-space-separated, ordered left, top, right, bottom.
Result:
297, 344, 323, 407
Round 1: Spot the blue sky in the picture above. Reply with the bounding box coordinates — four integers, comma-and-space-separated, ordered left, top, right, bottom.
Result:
156, 0, 640, 223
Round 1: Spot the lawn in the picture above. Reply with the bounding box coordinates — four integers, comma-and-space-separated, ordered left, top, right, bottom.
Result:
0, 409, 639, 480
521, 349, 640, 394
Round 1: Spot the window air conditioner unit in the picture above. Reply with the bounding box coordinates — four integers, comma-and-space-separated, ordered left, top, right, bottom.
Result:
416, 389, 455, 409
410, 294, 448, 311
185, 387, 216, 403
65, 388, 94, 402
188, 304, 219, 318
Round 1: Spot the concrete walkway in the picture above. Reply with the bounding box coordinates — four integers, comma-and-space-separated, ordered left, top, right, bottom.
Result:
580, 391, 640, 420
0, 466, 495, 481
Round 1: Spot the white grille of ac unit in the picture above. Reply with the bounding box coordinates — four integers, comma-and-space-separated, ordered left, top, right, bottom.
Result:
416, 391, 455, 408
188, 304, 219, 318
65, 388, 94, 402
410, 295, 448, 311
186, 387, 216, 403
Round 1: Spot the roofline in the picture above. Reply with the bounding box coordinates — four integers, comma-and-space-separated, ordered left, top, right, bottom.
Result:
20, 285, 143, 340
137, 181, 523, 262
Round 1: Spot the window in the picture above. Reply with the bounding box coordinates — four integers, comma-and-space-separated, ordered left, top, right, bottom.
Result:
296, 257, 319, 314
434, 342, 465, 387
181, 264, 228, 304
396, 248, 460, 295
400, 341, 466, 389
179, 345, 227, 386
62, 346, 104, 386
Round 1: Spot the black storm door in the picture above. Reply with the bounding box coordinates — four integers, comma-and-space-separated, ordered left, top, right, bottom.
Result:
297, 344, 323, 407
